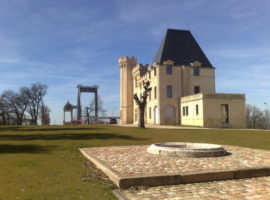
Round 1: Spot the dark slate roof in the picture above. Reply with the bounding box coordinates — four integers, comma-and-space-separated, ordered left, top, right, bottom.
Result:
153, 29, 213, 67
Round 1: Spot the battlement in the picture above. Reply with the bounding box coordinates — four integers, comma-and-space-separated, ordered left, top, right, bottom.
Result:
118, 56, 137, 63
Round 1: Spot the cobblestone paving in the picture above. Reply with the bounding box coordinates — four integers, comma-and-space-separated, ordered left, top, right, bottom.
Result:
118, 176, 270, 200
82, 145, 270, 176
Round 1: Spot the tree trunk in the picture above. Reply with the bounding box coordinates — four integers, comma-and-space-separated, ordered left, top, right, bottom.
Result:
138, 106, 145, 128
133, 81, 152, 129
1, 112, 6, 125
15, 111, 23, 125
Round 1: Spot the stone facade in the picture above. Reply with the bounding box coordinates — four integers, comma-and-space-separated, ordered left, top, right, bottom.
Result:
119, 58, 216, 125
119, 56, 137, 124
119, 29, 246, 127
181, 93, 246, 128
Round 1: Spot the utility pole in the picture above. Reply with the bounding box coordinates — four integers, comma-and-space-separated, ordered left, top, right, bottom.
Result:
264, 102, 269, 129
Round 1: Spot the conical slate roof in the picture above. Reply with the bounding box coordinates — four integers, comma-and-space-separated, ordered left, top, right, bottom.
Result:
153, 29, 213, 67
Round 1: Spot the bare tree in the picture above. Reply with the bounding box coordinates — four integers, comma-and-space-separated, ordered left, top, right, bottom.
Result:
0, 83, 49, 125
84, 95, 107, 116
134, 81, 152, 128
20, 83, 48, 125
246, 104, 265, 129
1, 90, 28, 125
84, 98, 95, 119
0, 95, 10, 125
0, 91, 22, 125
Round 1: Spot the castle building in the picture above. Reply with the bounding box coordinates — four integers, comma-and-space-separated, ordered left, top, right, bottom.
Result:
119, 29, 246, 128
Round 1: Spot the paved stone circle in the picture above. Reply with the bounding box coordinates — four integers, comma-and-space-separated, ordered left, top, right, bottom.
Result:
147, 142, 227, 157
81, 145, 270, 199
81, 145, 270, 177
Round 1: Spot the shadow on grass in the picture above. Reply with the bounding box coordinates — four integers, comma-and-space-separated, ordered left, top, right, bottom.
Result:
0, 127, 104, 132
0, 144, 57, 154
0, 127, 20, 132
0, 132, 147, 141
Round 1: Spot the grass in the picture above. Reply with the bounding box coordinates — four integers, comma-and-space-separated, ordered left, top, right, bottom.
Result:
0, 125, 270, 200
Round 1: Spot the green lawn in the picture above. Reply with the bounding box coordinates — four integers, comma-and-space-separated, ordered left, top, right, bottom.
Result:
0, 125, 270, 200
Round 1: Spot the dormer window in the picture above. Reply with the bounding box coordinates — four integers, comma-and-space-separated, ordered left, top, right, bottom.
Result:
166, 64, 172, 75
194, 66, 200, 76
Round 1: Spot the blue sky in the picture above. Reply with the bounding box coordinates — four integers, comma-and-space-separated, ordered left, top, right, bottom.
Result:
0, 0, 270, 124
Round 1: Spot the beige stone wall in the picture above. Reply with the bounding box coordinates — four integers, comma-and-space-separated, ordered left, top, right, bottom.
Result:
119, 57, 137, 124
189, 67, 215, 93
146, 65, 160, 124
181, 93, 246, 128
181, 94, 204, 126
181, 65, 215, 97
203, 93, 246, 128
155, 61, 215, 125
158, 62, 181, 125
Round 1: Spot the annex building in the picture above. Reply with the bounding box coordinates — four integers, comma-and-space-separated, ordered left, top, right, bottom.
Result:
119, 29, 246, 128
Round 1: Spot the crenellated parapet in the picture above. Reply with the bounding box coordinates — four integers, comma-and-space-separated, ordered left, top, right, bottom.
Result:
118, 56, 137, 68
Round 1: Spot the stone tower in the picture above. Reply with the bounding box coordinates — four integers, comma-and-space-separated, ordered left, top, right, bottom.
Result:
119, 56, 137, 124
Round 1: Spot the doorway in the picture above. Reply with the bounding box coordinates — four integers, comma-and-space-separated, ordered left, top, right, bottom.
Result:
221, 104, 229, 123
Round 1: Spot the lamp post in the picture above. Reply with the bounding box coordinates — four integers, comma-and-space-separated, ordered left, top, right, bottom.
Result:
264, 103, 269, 129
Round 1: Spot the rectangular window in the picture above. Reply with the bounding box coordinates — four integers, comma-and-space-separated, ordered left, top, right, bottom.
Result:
140, 83, 142, 90
196, 104, 199, 115
154, 86, 157, 99
166, 64, 172, 74
194, 86, 200, 94
221, 104, 229, 123
149, 107, 151, 119
166, 85, 172, 98
186, 106, 189, 116
149, 90, 151, 100
194, 66, 200, 76
182, 107, 186, 116
149, 71, 151, 79
154, 68, 156, 76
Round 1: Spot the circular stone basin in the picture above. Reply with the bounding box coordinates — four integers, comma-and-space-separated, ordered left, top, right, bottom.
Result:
147, 142, 227, 158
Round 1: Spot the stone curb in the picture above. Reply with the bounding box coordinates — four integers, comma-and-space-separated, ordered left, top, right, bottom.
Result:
112, 190, 129, 200
79, 148, 121, 186
118, 174, 182, 189
117, 168, 270, 188
80, 148, 270, 189
234, 167, 270, 179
